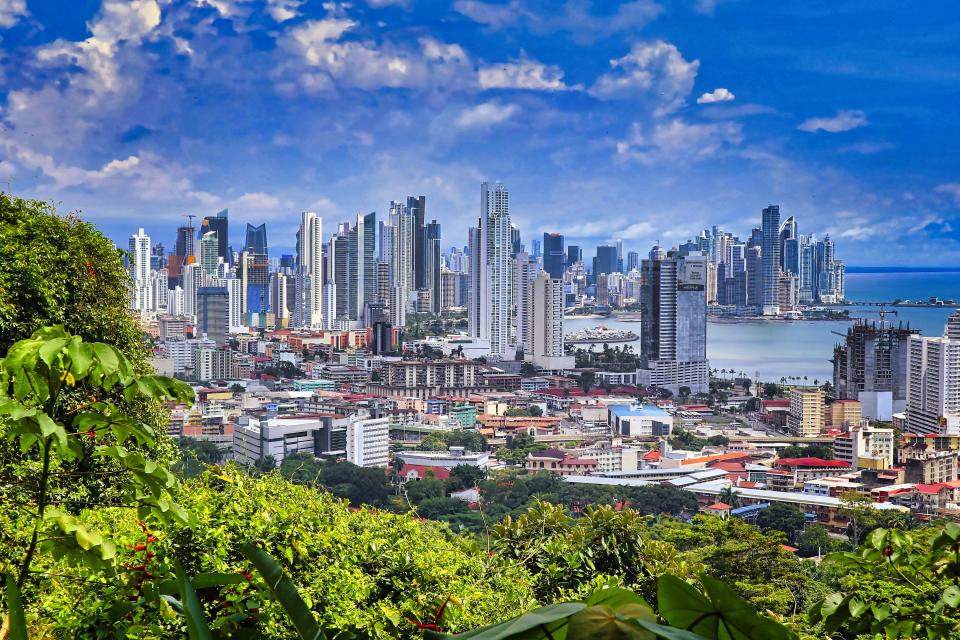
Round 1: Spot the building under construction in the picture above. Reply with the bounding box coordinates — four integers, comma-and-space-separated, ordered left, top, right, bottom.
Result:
832, 315, 918, 419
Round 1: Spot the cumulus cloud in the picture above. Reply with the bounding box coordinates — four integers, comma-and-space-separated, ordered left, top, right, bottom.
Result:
454, 0, 662, 43
0, 0, 28, 28
616, 118, 742, 165
697, 87, 735, 104
936, 183, 960, 204
478, 56, 577, 91
798, 109, 867, 133
278, 18, 473, 93
455, 102, 521, 128
589, 41, 699, 114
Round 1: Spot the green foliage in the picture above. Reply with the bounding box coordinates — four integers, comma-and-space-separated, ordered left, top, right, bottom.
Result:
755, 504, 806, 545
762, 383, 783, 398
668, 428, 707, 451
778, 444, 833, 460
174, 437, 225, 478
407, 477, 447, 505
446, 464, 486, 492
810, 524, 960, 638
0, 326, 194, 593
419, 429, 487, 453
318, 461, 391, 507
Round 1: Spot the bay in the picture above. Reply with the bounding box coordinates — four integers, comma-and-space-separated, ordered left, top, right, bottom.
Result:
564, 271, 959, 384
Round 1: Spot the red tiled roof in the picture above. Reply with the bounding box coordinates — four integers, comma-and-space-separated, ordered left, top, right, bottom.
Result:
916, 483, 949, 494
397, 464, 451, 481
710, 461, 746, 472
776, 457, 851, 468
706, 502, 732, 510
642, 449, 661, 462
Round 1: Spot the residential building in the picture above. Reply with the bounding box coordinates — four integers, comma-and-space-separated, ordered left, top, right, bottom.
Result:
786, 388, 825, 436
639, 248, 709, 394
832, 424, 895, 470
760, 205, 780, 315
543, 232, 564, 278
196, 286, 229, 347
824, 400, 863, 430
346, 417, 390, 467
193, 347, 231, 381
906, 312, 960, 435
833, 319, 917, 419
526, 449, 599, 476
128, 227, 152, 314
468, 181, 513, 358
295, 211, 324, 328
526, 273, 574, 371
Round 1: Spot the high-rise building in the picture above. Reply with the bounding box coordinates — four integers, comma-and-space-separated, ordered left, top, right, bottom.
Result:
199, 209, 229, 264
241, 223, 269, 325
626, 251, 639, 272
151, 242, 166, 271
531, 239, 542, 259
181, 262, 199, 319
199, 231, 219, 280
245, 223, 267, 255
543, 233, 565, 278
151, 268, 168, 313
390, 200, 415, 328
761, 205, 781, 315
329, 224, 351, 325
786, 388, 825, 437
128, 227, 152, 314
295, 211, 323, 328
213, 277, 243, 332
269, 272, 289, 329
833, 318, 918, 420
353, 211, 376, 322
424, 220, 442, 315
514, 252, 539, 353
798, 236, 817, 303
593, 245, 619, 281
566, 245, 582, 267
346, 417, 390, 467
639, 248, 709, 394
526, 273, 574, 371
778, 216, 797, 273
196, 286, 229, 347
468, 181, 513, 358
906, 312, 960, 435
408, 196, 427, 291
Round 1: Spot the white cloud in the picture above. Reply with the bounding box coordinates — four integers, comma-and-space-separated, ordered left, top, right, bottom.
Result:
453, 0, 521, 28
798, 109, 867, 133
455, 102, 521, 128
266, 0, 304, 22
0, 0, 28, 28
697, 87, 735, 104
838, 141, 895, 155
589, 41, 699, 114
694, 0, 719, 16
616, 118, 742, 165
478, 56, 577, 91
454, 0, 662, 43
279, 19, 473, 93
936, 183, 960, 204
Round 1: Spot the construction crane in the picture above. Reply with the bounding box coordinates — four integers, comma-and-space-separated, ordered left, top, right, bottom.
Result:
831, 305, 899, 339
183, 214, 196, 229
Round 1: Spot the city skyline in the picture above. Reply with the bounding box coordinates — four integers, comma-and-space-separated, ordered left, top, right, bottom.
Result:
0, 1, 957, 266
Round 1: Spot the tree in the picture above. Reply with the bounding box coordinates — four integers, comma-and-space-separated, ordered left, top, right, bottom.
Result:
417, 496, 470, 519
678, 386, 692, 400
504, 407, 532, 417
519, 362, 538, 377
717, 486, 742, 509
255, 454, 277, 473
796, 523, 835, 557
447, 464, 486, 492
229, 383, 245, 393
407, 477, 446, 505
319, 461, 391, 506
763, 383, 783, 398
579, 371, 595, 392
528, 405, 543, 417
174, 436, 224, 478
755, 503, 806, 544
279, 451, 326, 486
0, 326, 194, 592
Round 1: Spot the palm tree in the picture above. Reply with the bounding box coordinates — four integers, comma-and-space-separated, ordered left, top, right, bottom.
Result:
718, 486, 742, 509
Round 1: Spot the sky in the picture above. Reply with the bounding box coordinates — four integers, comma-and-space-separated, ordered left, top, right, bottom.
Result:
0, 0, 958, 266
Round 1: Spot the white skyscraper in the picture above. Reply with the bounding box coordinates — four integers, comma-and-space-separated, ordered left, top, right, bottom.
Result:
514, 252, 539, 355
527, 273, 574, 370
151, 268, 168, 313
182, 262, 199, 321
214, 277, 244, 332
296, 211, 323, 328
906, 312, 960, 435
128, 228, 152, 314
468, 181, 513, 359
390, 200, 414, 328
199, 231, 219, 281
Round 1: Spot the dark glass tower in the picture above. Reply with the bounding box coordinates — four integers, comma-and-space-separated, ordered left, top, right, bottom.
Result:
566, 245, 582, 266
408, 195, 426, 290
200, 209, 229, 264
425, 220, 442, 314
543, 232, 565, 278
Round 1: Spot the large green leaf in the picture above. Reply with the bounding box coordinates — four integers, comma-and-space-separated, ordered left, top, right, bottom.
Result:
239, 542, 326, 640
432, 603, 586, 639
4, 572, 28, 640
657, 576, 795, 640
567, 604, 657, 639
633, 620, 708, 640
582, 588, 651, 610
174, 562, 215, 640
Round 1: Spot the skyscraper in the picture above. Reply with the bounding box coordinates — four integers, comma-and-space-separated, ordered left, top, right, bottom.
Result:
196, 286, 229, 347
593, 245, 618, 281
626, 251, 639, 272
513, 252, 539, 353
761, 205, 781, 315
199, 231, 219, 280
242, 223, 269, 324
128, 228, 152, 314
295, 211, 323, 328
424, 220, 442, 315
199, 209, 229, 264
526, 273, 574, 370
468, 181, 512, 358
543, 232, 565, 278
639, 248, 709, 393
906, 312, 960, 435
408, 196, 427, 290
245, 223, 267, 256
566, 245, 582, 267
353, 211, 376, 322
390, 200, 415, 328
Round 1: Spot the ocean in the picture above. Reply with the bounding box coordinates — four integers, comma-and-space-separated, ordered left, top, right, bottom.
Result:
564, 270, 960, 383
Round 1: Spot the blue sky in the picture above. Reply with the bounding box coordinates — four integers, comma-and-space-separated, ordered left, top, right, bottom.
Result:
0, 0, 958, 265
